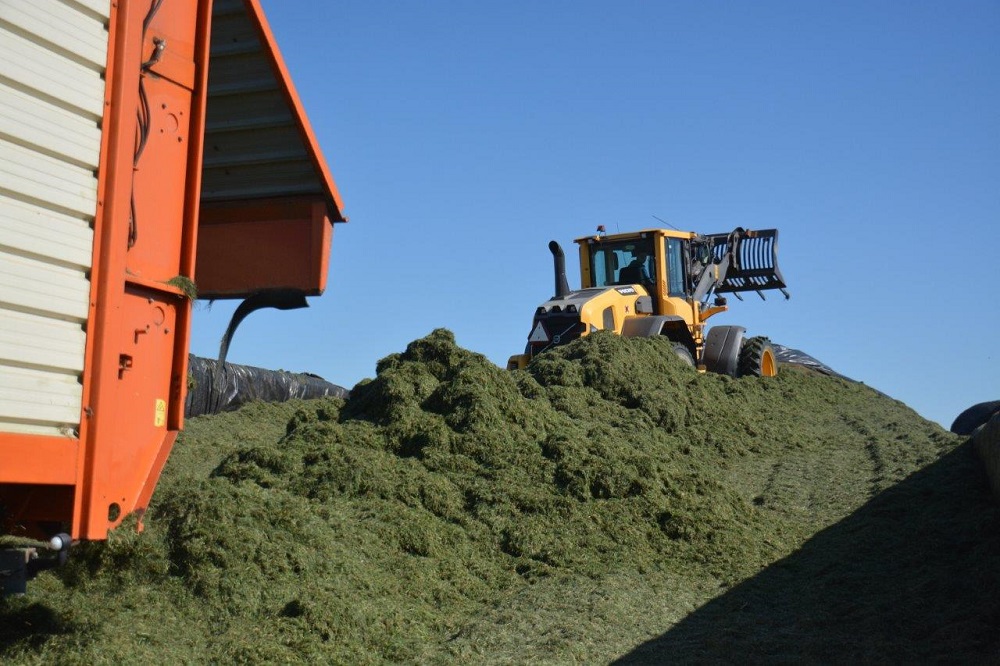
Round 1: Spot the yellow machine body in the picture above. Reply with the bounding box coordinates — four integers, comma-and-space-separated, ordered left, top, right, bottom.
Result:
509, 226, 787, 378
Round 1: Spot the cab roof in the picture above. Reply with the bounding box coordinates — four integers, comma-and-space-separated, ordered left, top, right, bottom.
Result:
574, 228, 695, 245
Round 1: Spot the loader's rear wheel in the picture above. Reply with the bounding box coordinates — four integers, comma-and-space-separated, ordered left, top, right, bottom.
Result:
672, 343, 696, 369
738, 336, 777, 377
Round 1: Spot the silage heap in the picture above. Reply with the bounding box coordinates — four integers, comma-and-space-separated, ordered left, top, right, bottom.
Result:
3, 329, 998, 664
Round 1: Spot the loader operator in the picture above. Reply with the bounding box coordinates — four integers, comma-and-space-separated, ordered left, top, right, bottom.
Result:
627, 251, 654, 287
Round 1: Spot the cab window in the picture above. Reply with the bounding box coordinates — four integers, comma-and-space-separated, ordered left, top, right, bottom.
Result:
590, 238, 655, 287
666, 238, 686, 296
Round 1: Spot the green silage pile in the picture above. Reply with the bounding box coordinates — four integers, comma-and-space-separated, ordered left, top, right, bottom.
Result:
3, 329, 999, 664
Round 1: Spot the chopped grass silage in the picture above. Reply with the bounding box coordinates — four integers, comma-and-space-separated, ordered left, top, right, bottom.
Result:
2, 329, 997, 664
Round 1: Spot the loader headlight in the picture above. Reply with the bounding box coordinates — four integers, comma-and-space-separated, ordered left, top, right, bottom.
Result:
567, 304, 577, 313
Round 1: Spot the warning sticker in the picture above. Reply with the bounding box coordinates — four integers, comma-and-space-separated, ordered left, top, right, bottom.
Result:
154, 399, 166, 427
528, 322, 549, 343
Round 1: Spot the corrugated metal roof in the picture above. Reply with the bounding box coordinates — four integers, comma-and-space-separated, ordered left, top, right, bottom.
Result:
202, 0, 345, 220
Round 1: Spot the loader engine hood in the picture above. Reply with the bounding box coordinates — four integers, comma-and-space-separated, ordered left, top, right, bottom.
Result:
526, 286, 637, 356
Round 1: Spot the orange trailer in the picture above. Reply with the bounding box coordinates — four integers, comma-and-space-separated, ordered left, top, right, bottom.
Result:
0, 0, 345, 574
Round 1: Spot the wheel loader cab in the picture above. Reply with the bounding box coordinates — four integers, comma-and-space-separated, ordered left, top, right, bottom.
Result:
577, 230, 704, 324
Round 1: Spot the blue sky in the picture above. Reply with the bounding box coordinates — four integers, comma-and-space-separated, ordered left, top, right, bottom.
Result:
190, 0, 999, 429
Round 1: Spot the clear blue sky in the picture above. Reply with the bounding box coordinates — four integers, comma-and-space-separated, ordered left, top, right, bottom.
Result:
190, 0, 999, 429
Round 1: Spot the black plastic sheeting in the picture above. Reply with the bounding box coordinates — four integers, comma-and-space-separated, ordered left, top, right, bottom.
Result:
951, 401, 1000, 436
773, 344, 998, 432
181, 343, 849, 419
772, 343, 847, 380
185, 345, 843, 418
185, 356, 350, 418
185, 345, 991, 436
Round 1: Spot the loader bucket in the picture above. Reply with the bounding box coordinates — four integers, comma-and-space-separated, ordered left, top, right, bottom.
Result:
707, 229, 787, 295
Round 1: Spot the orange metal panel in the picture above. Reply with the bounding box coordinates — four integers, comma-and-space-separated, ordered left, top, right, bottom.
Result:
311, 200, 333, 295
91, 285, 184, 531
196, 196, 332, 297
132, 430, 178, 527
70, 0, 211, 541
0, 435, 78, 486
145, 13, 198, 90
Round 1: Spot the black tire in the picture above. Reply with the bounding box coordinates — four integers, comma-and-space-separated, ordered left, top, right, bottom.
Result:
737, 336, 777, 377
672, 343, 696, 369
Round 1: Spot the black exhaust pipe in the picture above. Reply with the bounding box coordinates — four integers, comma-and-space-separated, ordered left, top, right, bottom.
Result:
549, 241, 571, 298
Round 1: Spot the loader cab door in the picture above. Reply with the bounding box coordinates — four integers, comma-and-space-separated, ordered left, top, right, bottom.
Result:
666, 237, 688, 297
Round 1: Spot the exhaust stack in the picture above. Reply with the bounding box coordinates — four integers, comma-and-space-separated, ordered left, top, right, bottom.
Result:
549, 241, 571, 298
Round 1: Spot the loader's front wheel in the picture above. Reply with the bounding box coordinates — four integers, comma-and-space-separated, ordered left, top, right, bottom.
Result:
738, 336, 777, 377
672, 343, 696, 369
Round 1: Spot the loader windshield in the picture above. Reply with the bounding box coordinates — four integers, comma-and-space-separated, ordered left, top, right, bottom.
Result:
590, 238, 656, 287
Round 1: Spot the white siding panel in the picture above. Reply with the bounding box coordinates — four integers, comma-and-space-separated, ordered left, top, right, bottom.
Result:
0, 24, 105, 118
0, 252, 91, 322
61, 0, 113, 22
0, 195, 93, 269
0, 310, 86, 374
0, 366, 82, 432
0, 84, 102, 167
0, 0, 109, 69
0, 138, 99, 219
0, 2, 107, 435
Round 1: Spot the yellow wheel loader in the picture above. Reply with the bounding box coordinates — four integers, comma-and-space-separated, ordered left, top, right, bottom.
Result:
508, 226, 789, 376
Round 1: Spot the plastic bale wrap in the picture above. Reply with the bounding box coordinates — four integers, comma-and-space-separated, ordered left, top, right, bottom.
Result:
972, 414, 1000, 502
952, 401, 1000, 436
772, 343, 844, 378
185, 355, 349, 418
